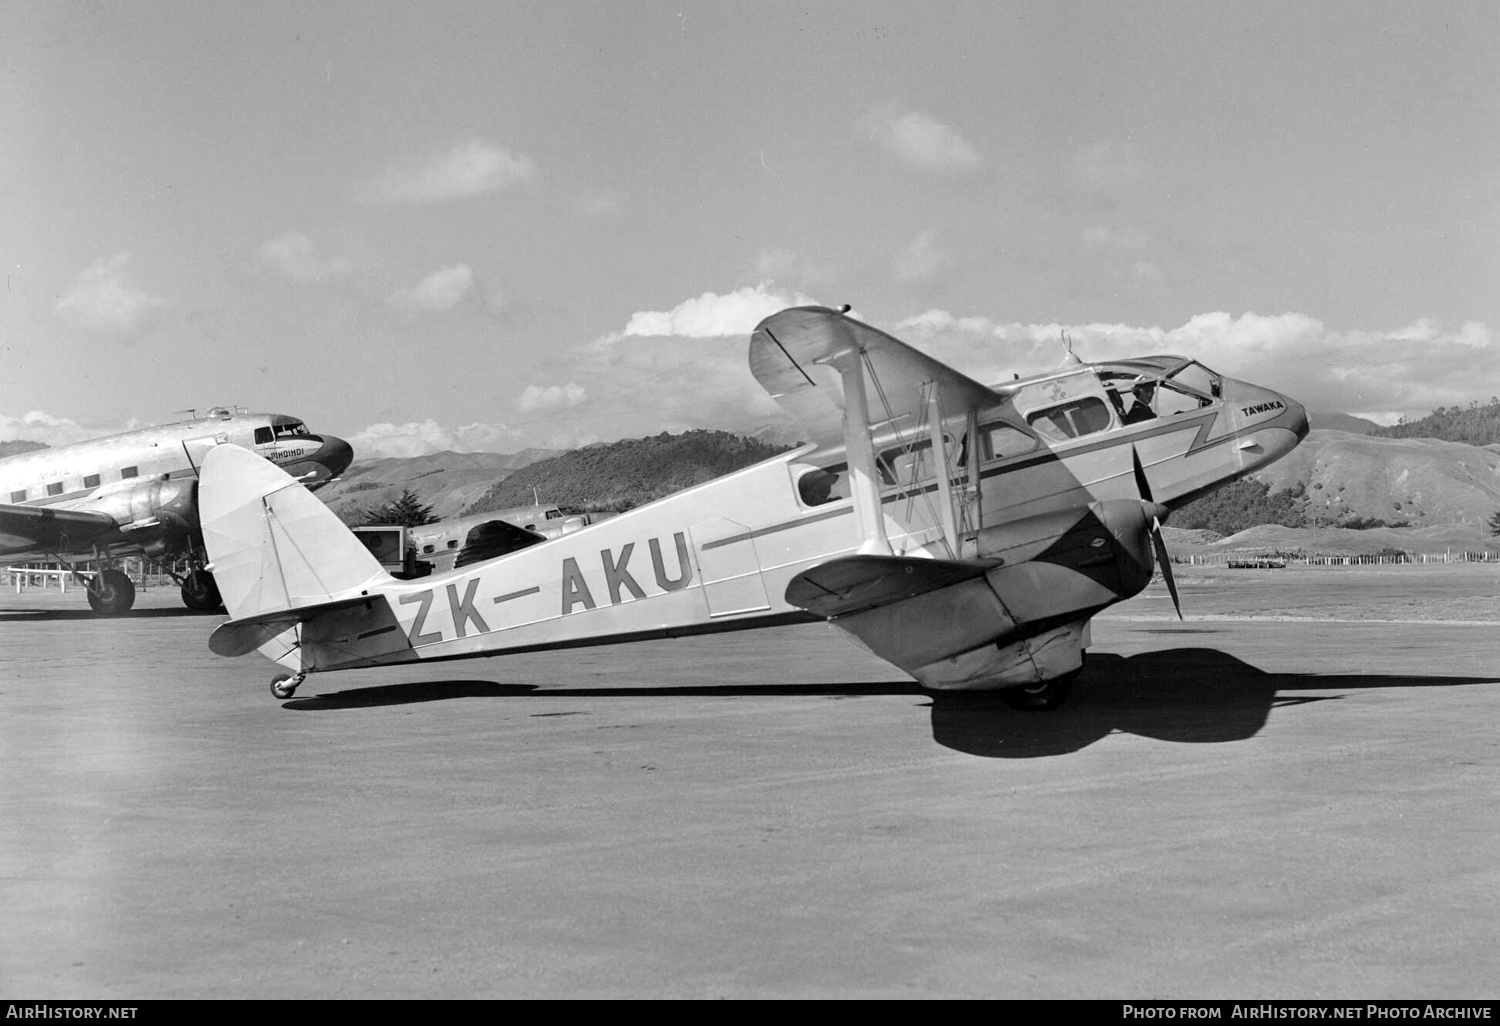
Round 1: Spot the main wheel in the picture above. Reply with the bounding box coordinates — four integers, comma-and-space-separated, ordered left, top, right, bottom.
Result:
1000, 671, 1077, 712
180, 569, 222, 611
270, 673, 304, 699
87, 568, 136, 616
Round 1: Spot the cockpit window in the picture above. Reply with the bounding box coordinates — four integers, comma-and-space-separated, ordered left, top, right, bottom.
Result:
274, 421, 310, 438
1027, 396, 1113, 441
1168, 361, 1222, 398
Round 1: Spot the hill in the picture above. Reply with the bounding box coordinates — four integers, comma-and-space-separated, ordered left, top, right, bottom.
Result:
318, 448, 561, 525
0, 439, 49, 459
1370, 398, 1500, 446
1308, 411, 1379, 434
1249, 429, 1500, 530
463, 430, 793, 515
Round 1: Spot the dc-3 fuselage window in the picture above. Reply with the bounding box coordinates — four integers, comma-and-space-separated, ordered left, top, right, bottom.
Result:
121, 466, 138, 479
85, 474, 100, 488
46, 482, 64, 496
11, 489, 26, 502
253, 427, 274, 445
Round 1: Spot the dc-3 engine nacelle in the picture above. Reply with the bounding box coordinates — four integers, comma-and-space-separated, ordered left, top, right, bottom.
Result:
87, 475, 197, 556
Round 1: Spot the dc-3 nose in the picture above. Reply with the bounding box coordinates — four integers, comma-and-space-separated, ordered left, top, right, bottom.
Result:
281, 434, 354, 489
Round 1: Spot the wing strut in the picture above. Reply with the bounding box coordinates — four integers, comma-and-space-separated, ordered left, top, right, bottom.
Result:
926, 389, 959, 557
816, 344, 892, 556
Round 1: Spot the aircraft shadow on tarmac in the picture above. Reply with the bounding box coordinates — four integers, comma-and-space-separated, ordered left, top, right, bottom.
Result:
281, 647, 1498, 760
0, 605, 223, 621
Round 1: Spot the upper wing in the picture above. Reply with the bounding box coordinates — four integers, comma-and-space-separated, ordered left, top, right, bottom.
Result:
0, 503, 119, 557
749, 306, 1006, 449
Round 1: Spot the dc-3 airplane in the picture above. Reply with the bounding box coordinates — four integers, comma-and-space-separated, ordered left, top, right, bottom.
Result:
201, 306, 1307, 705
0, 407, 353, 615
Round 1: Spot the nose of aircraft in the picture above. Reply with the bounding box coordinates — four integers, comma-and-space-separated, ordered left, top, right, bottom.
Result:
1218, 377, 1309, 462
283, 434, 354, 489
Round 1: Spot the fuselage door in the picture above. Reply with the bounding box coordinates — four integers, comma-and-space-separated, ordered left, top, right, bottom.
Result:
180, 434, 230, 476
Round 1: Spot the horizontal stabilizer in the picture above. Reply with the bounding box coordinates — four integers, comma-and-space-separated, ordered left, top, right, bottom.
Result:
785, 554, 988, 619
750, 306, 1005, 449
209, 593, 398, 658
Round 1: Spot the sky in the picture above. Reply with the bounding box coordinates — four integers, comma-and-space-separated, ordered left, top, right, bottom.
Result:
4, 0, 1498, 457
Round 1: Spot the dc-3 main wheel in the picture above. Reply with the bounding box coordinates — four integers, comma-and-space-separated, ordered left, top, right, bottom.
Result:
180, 569, 222, 611
86, 568, 136, 616
270, 673, 305, 699
1000, 672, 1077, 712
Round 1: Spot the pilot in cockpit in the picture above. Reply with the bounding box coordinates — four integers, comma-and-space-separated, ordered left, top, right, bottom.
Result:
1120, 378, 1158, 425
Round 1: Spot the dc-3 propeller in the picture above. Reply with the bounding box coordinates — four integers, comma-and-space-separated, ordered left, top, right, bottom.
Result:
1131, 444, 1184, 620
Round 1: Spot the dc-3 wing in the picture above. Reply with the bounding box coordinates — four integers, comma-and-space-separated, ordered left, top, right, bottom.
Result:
0, 503, 119, 556
749, 305, 1006, 449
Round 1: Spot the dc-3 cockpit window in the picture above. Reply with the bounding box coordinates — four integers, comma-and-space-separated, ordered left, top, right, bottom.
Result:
274, 421, 310, 438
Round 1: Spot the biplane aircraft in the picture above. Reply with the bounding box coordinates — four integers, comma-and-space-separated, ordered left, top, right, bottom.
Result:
201, 306, 1307, 706
0, 408, 352, 614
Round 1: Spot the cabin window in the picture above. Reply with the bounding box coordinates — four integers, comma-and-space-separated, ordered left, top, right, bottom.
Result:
254, 427, 274, 445
84, 474, 100, 488
121, 466, 138, 479
798, 464, 851, 507
422, 544, 435, 554
1028, 397, 1113, 442
10, 490, 25, 502
447, 540, 459, 549
546, 509, 562, 519
46, 482, 63, 496
979, 422, 1038, 461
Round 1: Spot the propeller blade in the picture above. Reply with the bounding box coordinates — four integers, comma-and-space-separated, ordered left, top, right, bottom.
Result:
1150, 518, 1184, 620
1131, 443, 1154, 503
1134, 444, 1182, 619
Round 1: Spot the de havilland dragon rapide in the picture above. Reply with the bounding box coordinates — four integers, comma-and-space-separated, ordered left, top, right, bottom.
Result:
199, 306, 1307, 707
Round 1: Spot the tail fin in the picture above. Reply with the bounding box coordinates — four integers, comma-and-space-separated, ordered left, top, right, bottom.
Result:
200, 443, 391, 620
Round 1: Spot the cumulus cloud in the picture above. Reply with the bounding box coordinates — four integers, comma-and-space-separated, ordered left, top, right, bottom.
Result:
257, 231, 353, 282
893, 230, 950, 282
517, 382, 587, 413
387, 264, 475, 315
891, 308, 1498, 421
602, 283, 817, 344
857, 104, 982, 173
0, 410, 134, 447
349, 418, 523, 459
357, 140, 535, 203
53, 253, 167, 335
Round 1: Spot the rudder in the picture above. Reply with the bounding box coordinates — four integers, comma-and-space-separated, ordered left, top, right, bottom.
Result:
200, 443, 391, 620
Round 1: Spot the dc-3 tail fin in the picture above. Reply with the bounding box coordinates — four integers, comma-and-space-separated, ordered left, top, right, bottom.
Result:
200, 443, 392, 621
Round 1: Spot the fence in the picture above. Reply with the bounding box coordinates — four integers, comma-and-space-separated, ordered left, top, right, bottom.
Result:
1181, 550, 1500, 567
5, 558, 184, 592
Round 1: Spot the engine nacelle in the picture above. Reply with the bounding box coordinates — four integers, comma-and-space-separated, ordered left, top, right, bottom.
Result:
87, 476, 198, 556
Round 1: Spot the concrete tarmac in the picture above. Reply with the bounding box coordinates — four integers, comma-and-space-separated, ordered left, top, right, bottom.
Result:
1, 576, 1497, 999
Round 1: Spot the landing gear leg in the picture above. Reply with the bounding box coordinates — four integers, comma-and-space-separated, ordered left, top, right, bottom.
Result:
87, 567, 137, 616
180, 568, 222, 611
271, 673, 306, 699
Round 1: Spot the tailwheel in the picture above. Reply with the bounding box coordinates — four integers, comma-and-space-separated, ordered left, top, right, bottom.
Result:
87, 568, 136, 616
1000, 671, 1077, 712
270, 673, 306, 699
180, 569, 222, 611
